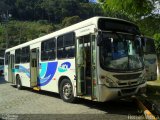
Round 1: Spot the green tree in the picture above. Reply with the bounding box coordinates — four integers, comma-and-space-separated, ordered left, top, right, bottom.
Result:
41, 0, 80, 22
98, 0, 154, 20
0, 20, 55, 48
154, 33, 160, 54
62, 16, 81, 27
14, 0, 44, 20
137, 14, 160, 37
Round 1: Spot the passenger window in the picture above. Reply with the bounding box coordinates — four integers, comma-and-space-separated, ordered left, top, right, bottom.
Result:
15, 49, 21, 64
21, 46, 30, 63
41, 38, 56, 61
64, 32, 75, 47
57, 32, 75, 59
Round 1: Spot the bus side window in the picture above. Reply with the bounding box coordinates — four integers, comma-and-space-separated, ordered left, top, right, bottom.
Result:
68, 46, 75, 58
21, 46, 30, 63
41, 38, 56, 61
15, 49, 21, 64
57, 32, 75, 59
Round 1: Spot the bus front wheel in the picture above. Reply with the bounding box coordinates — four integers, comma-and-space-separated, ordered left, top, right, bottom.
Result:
16, 75, 22, 90
60, 79, 75, 103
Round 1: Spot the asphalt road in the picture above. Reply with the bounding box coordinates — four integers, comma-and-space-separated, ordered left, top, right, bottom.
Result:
0, 76, 141, 120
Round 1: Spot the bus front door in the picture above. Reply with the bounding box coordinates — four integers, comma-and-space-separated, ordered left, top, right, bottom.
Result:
76, 36, 86, 96
30, 48, 39, 87
76, 35, 97, 100
8, 54, 15, 83
90, 35, 97, 100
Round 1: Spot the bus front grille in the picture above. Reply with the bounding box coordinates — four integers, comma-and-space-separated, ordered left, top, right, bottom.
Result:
118, 81, 138, 87
113, 73, 141, 80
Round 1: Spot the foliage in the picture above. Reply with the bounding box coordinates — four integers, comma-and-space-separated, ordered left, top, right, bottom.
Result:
62, 16, 82, 28
136, 15, 160, 36
0, 0, 103, 22
98, 0, 154, 20
154, 33, 160, 54
0, 21, 54, 48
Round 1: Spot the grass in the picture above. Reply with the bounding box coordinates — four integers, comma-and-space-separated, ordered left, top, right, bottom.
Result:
155, 79, 160, 83
147, 78, 160, 84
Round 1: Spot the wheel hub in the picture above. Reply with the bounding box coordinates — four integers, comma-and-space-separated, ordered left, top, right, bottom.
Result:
63, 83, 72, 99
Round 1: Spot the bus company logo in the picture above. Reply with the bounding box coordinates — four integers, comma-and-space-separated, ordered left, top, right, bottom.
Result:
58, 62, 71, 73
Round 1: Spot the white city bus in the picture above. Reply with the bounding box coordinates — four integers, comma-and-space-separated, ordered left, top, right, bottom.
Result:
0, 57, 4, 76
4, 17, 146, 102
142, 37, 157, 81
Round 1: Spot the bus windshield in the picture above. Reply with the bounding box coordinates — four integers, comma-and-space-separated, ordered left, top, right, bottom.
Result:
100, 32, 143, 72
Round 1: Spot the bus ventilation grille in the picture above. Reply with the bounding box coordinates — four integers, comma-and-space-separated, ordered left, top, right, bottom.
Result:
113, 73, 141, 80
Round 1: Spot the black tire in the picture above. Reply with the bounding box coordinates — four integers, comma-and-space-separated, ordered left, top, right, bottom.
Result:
16, 75, 22, 90
60, 79, 75, 103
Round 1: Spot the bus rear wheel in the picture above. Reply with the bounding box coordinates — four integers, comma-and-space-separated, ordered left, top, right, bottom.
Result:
60, 79, 75, 103
16, 75, 22, 90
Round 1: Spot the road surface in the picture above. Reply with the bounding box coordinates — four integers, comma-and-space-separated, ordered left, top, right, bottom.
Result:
0, 77, 140, 120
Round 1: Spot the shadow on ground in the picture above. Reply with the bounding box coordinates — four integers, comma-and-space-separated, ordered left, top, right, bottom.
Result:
75, 98, 139, 115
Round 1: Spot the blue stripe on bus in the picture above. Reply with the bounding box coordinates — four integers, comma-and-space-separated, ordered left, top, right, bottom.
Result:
11, 61, 58, 86
39, 63, 47, 79
12, 68, 18, 73
38, 62, 58, 86
19, 65, 30, 77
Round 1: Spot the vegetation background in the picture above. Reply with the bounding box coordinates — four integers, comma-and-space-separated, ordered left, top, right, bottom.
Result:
0, 0, 159, 56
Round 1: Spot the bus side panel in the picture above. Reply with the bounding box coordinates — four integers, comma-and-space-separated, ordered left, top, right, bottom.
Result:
14, 63, 31, 87
39, 59, 76, 94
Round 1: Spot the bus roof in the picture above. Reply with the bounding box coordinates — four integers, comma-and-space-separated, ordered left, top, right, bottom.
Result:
5, 16, 137, 52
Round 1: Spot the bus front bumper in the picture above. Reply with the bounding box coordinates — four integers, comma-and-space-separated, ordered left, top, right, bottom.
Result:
97, 83, 147, 102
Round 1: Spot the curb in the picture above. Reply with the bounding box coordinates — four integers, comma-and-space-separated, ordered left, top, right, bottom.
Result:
135, 97, 157, 120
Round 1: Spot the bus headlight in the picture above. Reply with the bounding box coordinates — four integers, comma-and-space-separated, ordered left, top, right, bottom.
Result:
100, 75, 117, 87
106, 77, 117, 87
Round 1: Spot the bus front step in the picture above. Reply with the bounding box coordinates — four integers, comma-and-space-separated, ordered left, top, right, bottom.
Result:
33, 87, 40, 91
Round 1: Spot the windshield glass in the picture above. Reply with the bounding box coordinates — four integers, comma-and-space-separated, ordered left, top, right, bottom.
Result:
100, 32, 143, 71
